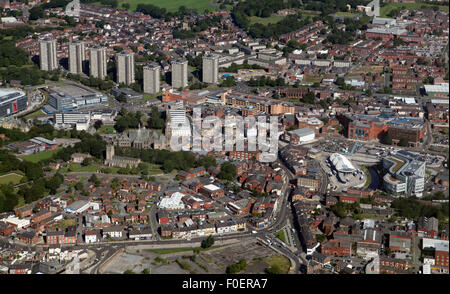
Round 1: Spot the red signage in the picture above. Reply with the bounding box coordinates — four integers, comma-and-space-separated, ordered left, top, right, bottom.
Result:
13, 101, 18, 113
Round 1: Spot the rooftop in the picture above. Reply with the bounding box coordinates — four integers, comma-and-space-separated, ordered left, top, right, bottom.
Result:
329, 153, 356, 173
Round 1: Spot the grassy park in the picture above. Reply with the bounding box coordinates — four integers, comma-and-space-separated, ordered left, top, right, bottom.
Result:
0, 172, 24, 185
275, 230, 287, 243
249, 15, 285, 26
60, 163, 100, 173
97, 125, 116, 134
380, 2, 448, 17
21, 149, 60, 163
96, 0, 217, 13
263, 255, 291, 274
335, 11, 359, 18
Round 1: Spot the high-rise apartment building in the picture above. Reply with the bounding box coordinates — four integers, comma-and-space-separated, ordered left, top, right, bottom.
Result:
171, 59, 188, 89
143, 63, 160, 95
202, 54, 219, 84
89, 46, 107, 79
68, 41, 85, 74
39, 38, 58, 71
116, 51, 135, 85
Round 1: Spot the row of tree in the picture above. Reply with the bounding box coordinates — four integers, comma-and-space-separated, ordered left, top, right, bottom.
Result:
219, 62, 265, 73
114, 110, 145, 133
136, 4, 199, 20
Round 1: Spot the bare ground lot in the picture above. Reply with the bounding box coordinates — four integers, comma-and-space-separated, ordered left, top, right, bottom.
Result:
99, 239, 289, 274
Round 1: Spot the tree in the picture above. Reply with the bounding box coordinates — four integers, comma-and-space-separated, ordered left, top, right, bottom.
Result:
398, 138, 409, 147
384, 133, 393, 145
24, 162, 43, 180
74, 182, 83, 191
226, 259, 247, 274
141, 268, 150, 274
316, 234, 327, 243
45, 173, 63, 194
331, 202, 347, 218
197, 155, 217, 169
201, 235, 215, 249
29, 6, 44, 20
265, 264, 284, 274
94, 120, 103, 130
162, 160, 176, 173
89, 174, 98, 183
335, 77, 345, 87
218, 162, 236, 181
386, 248, 392, 257
220, 76, 237, 87
81, 157, 91, 166
123, 269, 135, 274
148, 107, 165, 129
122, 3, 130, 10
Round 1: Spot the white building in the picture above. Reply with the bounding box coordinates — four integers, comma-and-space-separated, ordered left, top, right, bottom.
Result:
286, 127, 315, 144
85, 231, 97, 243
2, 216, 30, 230
329, 153, 356, 173
158, 192, 185, 210
422, 238, 449, 250
64, 200, 98, 214
168, 107, 191, 151
102, 226, 123, 238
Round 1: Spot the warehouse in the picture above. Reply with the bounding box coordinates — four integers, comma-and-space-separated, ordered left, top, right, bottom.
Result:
64, 200, 98, 214
285, 127, 315, 145
424, 83, 449, 98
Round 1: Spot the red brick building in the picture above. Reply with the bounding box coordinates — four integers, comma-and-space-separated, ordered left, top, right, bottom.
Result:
321, 239, 352, 257
31, 210, 52, 223
435, 246, 449, 268
46, 231, 65, 245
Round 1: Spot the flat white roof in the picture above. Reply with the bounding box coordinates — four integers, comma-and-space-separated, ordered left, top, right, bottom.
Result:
424, 83, 449, 93
159, 192, 185, 209
203, 184, 220, 191
3, 216, 30, 227
431, 99, 449, 104
289, 127, 315, 137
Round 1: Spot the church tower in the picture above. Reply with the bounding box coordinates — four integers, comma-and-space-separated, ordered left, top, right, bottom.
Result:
106, 145, 114, 160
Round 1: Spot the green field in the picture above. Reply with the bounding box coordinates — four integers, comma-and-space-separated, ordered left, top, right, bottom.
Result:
380, 3, 449, 17
97, 125, 116, 134
0, 172, 24, 185
96, 0, 217, 13
23, 110, 46, 119
335, 11, 359, 18
249, 15, 285, 26
275, 230, 287, 243
147, 247, 195, 254
61, 163, 100, 173
21, 148, 60, 163
263, 255, 291, 274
